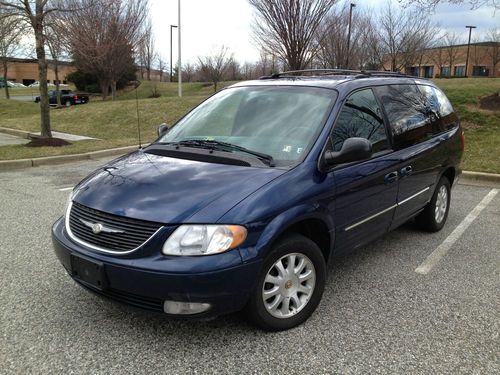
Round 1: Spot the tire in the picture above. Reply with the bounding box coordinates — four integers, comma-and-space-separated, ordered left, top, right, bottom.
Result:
246, 233, 326, 331
65, 100, 72, 107
416, 177, 451, 232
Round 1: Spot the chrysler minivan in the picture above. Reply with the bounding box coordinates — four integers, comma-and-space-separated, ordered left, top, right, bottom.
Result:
52, 70, 463, 331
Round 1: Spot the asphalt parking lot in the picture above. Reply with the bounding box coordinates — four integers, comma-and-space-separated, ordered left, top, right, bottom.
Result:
1, 158, 498, 374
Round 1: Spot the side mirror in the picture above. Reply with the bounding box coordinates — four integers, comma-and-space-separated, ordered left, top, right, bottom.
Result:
323, 137, 372, 167
158, 123, 169, 137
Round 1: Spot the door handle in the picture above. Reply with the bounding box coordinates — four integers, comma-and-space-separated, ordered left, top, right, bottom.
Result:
384, 171, 398, 184
400, 166, 413, 177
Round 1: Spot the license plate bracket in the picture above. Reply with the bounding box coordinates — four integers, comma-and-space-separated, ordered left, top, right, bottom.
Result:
70, 254, 107, 291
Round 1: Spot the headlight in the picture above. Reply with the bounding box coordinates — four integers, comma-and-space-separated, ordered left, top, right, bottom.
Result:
162, 225, 247, 256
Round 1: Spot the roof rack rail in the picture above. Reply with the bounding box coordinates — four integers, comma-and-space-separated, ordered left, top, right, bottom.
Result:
259, 68, 417, 80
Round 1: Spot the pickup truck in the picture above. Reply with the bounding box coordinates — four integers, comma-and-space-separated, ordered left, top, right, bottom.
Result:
35, 90, 89, 106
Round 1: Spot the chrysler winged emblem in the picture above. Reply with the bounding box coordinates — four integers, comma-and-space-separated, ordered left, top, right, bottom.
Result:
79, 219, 125, 234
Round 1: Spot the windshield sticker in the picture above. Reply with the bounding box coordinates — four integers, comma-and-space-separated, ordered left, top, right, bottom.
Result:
282, 145, 292, 153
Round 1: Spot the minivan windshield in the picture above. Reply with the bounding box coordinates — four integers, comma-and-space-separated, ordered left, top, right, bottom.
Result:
157, 86, 337, 165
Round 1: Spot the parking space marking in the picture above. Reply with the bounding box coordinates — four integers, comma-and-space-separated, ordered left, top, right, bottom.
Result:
415, 188, 498, 275
58, 186, 74, 191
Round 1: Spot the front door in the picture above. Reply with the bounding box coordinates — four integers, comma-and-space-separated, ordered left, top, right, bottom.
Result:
328, 88, 399, 253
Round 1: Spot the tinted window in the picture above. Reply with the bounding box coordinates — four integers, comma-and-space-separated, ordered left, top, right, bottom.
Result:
375, 84, 434, 149
330, 89, 388, 153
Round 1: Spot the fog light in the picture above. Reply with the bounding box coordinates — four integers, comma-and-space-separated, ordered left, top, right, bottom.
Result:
163, 300, 211, 315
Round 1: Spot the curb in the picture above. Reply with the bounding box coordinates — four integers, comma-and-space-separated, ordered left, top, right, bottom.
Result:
0, 145, 139, 171
460, 171, 500, 184
0, 127, 32, 139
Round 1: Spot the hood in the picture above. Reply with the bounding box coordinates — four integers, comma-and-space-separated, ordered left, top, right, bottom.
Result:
73, 150, 285, 224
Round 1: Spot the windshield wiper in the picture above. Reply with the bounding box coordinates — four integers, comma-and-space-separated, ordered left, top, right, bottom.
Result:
161, 139, 275, 167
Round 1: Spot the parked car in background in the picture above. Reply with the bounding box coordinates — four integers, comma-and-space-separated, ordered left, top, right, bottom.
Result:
35, 90, 89, 106
0, 80, 16, 88
52, 70, 463, 331
29, 81, 55, 88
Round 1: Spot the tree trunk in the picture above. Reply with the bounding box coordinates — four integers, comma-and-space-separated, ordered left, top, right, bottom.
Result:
2, 60, 9, 100
111, 80, 117, 101
100, 80, 109, 100
213, 81, 217, 93
34, 12, 52, 138
147, 68, 150, 80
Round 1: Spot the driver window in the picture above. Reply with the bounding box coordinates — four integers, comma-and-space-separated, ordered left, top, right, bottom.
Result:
330, 88, 389, 153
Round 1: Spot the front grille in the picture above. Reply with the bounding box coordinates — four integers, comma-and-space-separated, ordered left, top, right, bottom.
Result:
68, 201, 163, 252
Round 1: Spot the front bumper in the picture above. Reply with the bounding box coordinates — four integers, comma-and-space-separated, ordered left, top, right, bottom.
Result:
51, 217, 261, 318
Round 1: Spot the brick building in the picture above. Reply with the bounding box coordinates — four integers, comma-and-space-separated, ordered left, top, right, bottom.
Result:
384, 41, 500, 78
0, 57, 76, 86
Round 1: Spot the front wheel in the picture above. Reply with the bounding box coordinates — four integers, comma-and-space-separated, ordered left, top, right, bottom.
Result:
416, 177, 451, 232
247, 233, 326, 331
65, 100, 72, 107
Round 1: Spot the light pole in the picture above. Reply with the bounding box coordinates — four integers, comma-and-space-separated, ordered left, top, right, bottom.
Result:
345, 3, 356, 69
465, 25, 476, 78
178, 0, 182, 97
170, 25, 178, 82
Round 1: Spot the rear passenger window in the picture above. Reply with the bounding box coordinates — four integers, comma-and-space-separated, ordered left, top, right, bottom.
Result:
375, 84, 434, 149
330, 89, 388, 153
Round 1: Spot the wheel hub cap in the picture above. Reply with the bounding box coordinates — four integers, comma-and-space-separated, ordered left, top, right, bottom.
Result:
435, 185, 448, 224
262, 253, 316, 319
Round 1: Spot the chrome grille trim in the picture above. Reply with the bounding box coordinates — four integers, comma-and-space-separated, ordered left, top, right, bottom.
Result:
65, 201, 164, 255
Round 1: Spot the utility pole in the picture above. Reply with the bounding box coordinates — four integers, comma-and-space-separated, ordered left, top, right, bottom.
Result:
178, 0, 182, 97
465, 25, 476, 78
345, 3, 356, 69
170, 24, 178, 83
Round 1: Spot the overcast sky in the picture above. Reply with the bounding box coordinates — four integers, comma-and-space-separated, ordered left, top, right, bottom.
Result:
150, 0, 500, 65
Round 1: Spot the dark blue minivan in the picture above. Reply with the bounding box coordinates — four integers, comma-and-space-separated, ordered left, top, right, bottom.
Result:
52, 70, 464, 330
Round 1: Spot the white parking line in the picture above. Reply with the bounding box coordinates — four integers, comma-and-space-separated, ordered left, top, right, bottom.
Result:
415, 188, 499, 275
58, 186, 74, 191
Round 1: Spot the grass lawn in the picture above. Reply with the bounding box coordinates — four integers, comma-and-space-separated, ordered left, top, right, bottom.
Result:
433, 78, 500, 173
0, 78, 499, 174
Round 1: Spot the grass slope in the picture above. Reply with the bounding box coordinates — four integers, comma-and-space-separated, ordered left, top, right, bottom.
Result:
0, 78, 499, 173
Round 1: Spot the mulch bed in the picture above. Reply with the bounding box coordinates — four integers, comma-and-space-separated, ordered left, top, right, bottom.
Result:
479, 93, 500, 111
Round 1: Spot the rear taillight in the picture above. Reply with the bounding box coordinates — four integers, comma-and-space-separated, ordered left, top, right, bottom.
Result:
460, 131, 465, 150
73, 95, 78, 100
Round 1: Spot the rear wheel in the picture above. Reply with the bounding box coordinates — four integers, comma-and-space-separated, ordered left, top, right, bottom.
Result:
416, 177, 451, 232
247, 233, 326, 331
65, 100, 72, 107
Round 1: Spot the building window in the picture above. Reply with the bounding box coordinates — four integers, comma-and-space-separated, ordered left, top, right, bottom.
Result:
454, 66, 465, 77
441, 66, 450, 77
424, 66, 433, 78
408, 67, 419, 77
472, 66, 489, 77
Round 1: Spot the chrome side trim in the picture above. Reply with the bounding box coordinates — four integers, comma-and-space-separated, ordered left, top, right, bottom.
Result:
344, 186, 431, 232
397, 187, 430, 206
344, 204, 397, 231
64, 201, 164, 255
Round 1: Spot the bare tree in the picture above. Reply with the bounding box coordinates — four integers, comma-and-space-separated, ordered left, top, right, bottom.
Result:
399, 0, 499, 10
182, 62, 195, 82
157, 55, 167, 82
61, 0, 147, 100
139, 17, 156, 81
378, 2, 436, 72
316, 3, 373, 69
249, 0, 337, 70
0, 0, 64, 137
485, 28, 499, 76
444, 32, 462, 76
0, 5, 25, 99
45, 17, 66, 106
198, 46, 231, 92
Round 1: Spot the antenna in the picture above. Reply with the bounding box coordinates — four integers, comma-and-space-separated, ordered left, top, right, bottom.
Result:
135, 83, 142, 149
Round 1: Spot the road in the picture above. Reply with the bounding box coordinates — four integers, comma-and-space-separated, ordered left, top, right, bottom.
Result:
0, 158, 498, 374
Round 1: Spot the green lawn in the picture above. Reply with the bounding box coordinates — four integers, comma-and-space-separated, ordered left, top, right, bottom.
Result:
0, 78, 499, 174
433, 78, 500, 173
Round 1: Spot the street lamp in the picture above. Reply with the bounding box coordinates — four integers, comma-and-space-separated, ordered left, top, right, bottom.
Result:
178, 0, 182, 97
345, 3, 356, 69
465, 25, 476, 78
170, 24, 178, 83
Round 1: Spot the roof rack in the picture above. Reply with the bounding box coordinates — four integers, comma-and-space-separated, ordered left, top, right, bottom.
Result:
260, 69, 417, 80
